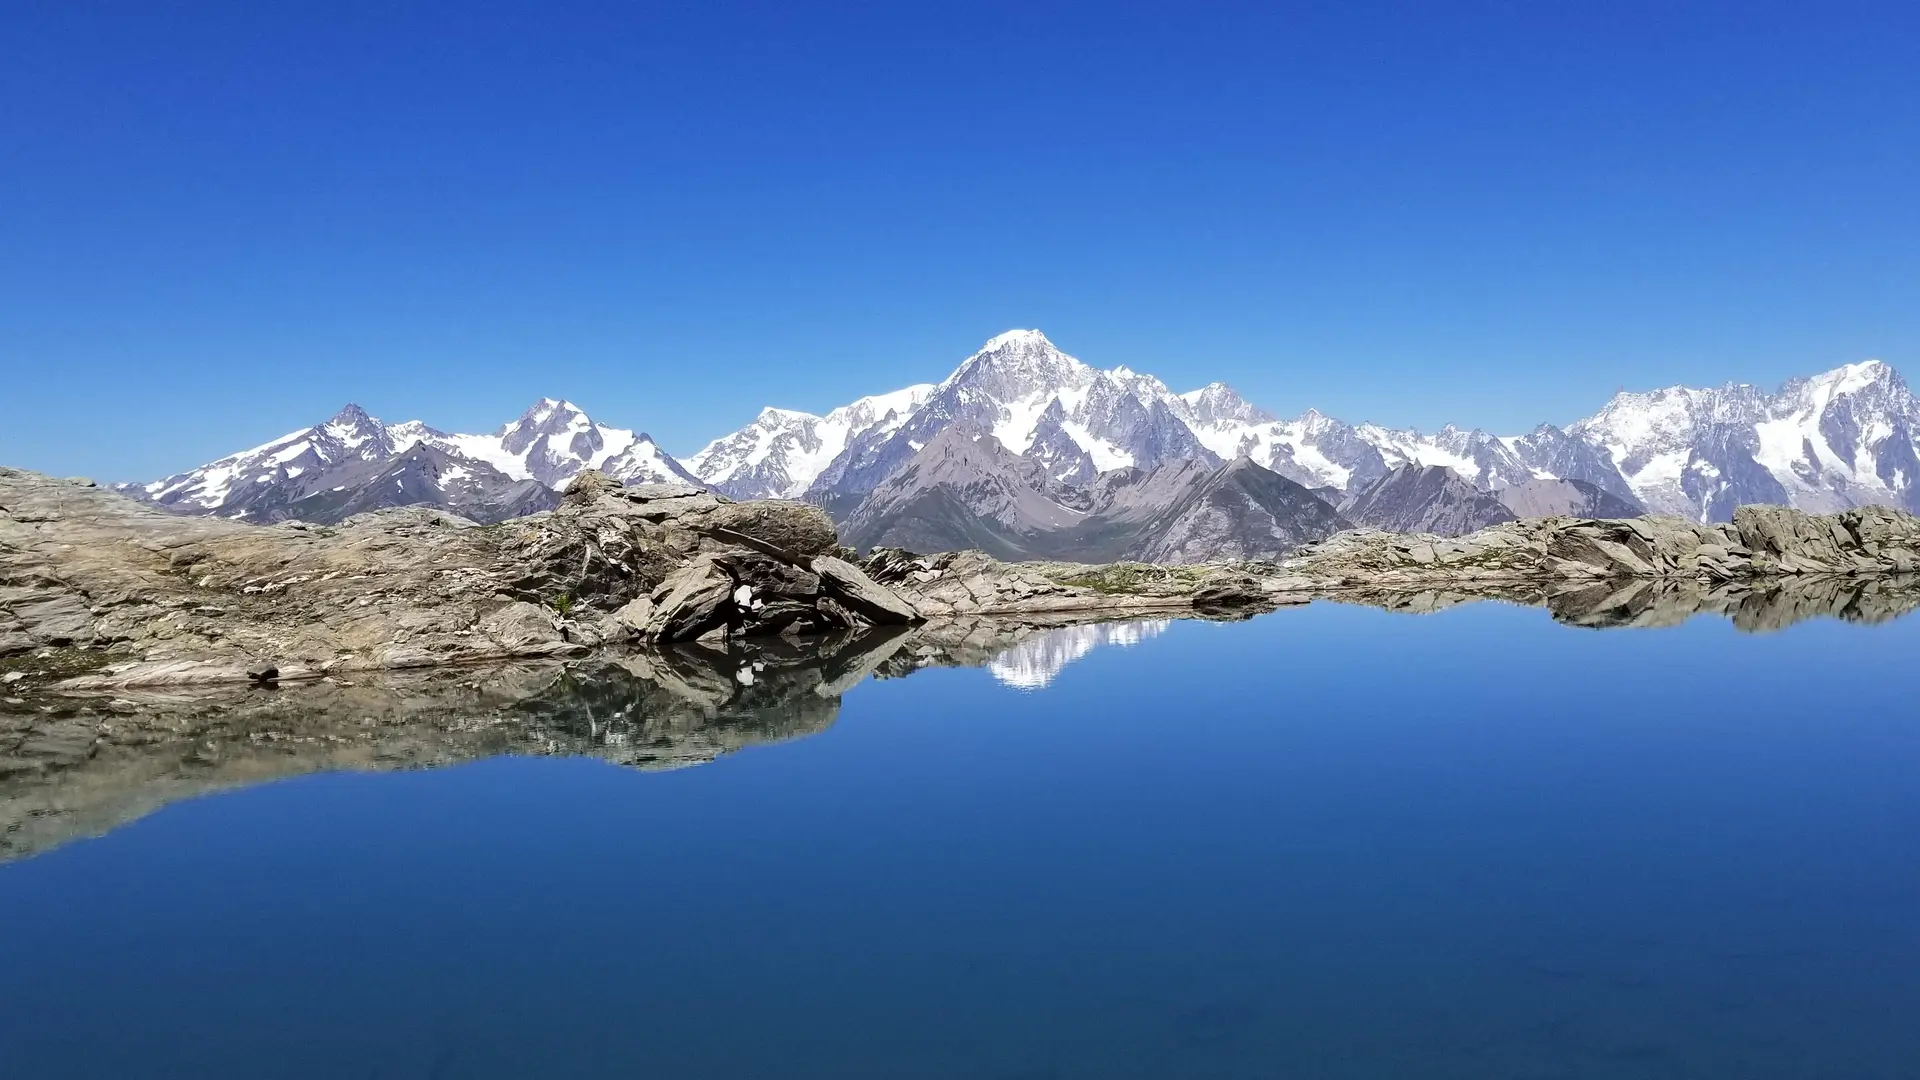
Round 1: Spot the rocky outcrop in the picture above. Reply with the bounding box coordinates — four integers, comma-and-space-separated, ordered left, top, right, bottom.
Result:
1284, 504, 1920, 589
0, 467, 922, 690
860, 547, 1308, 619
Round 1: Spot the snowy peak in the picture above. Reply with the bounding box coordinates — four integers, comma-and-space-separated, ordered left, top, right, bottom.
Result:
944, 329, 1095, 405
814, 329, 1222, 497
687, 384, 937, 500
1177, 383, 1274, 426
139, 397, 700, 523
137, 332, 1918, 536
1564, 360, 1920, 519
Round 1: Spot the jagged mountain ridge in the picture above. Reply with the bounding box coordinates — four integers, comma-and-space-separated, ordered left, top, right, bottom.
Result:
712, 331, 1920, 525
133, 399, 695, 523
1339, 465, 1520, 537
135, 329, 1920, 533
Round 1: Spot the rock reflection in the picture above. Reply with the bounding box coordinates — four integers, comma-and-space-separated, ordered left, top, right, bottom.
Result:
1545, 573, 1920, 632
7, 581, 1918, 863
0, 619, 1151, 862
1334, 573, 1920, 633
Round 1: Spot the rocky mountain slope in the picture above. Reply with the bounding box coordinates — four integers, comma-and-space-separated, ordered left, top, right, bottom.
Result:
839, 430, 1348, 563
1338, 465, 1518, 536
1128, 457, 1352, 563
2, 466, 926, 689
1494, 477, 1645, 520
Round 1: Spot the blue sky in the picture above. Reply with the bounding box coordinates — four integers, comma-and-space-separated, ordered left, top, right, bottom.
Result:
4, 2, 1918, 481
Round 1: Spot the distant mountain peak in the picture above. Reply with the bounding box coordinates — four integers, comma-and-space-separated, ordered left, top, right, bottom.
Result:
980, 328, 1052, 350
1179, 382, 1274, 426
327, 403, 378, 427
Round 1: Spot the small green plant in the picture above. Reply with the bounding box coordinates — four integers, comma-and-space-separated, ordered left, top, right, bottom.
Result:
552, 593, 574, 617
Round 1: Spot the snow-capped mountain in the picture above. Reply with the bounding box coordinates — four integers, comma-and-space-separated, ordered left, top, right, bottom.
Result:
130, 328, 1919, 536
700, 330, 1917, 527
1177, 405, 1390, 492
1567, 360, 1919, 521
407, 398, 699, 489
796, 330, 1221, 513
136, 399, 696, 523
687, 385, 935, 500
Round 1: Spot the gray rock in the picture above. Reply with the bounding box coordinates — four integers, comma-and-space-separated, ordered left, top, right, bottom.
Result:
4, 592, 98, 649
645, 561, 736, 642
712, 550, 822, 601
621, 481, 706, 500
699, 500, 839, 560
612, 596, 655, 636
1190, 576, 1267, 608
479, 602, 567, 653
811, 556, 922, 625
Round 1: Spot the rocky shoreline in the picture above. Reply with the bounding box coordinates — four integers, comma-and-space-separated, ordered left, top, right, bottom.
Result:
6, 466, 1920, 695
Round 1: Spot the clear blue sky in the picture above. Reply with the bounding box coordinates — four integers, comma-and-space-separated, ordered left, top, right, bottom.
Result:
5, 2, 1918, 481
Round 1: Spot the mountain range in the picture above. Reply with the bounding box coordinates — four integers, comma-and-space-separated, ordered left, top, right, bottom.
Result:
130, 399, 697, 524
124, 330, 1920, 560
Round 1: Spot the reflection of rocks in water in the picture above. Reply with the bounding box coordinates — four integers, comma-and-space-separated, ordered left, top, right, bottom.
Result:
0, 628, 918, 863
1330, 574, 1920, 632
1546, 574, 1920, 632
981, 620, 1172, 689
1, 617, 1185, 863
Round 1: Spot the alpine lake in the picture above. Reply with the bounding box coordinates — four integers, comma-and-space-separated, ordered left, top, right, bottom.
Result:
3, 584, 1918, 1079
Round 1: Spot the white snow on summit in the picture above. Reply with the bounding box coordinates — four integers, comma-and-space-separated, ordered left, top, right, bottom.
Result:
688, 384, 936, 500
136, 330, 1920, 529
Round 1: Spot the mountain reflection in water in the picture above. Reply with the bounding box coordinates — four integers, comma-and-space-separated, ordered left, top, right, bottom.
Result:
3, 574, 1916, 863
987, 620, 1172, 689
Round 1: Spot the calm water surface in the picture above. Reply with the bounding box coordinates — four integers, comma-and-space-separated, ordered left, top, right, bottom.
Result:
3, 601, 1919, 1078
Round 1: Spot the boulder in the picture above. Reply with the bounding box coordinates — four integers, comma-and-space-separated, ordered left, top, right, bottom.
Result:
645, 560, 735, 642
611, 596, 655, 637
622, 481, 706, 501
712, 550, 821, 601
700, 501, 839, 560
562, 469, 623, 506
811, 556, 921, 625
3, 591, 98, 648
738, 599, 816, 637
630, 494, 725, 521
1191, 576, 1267, 608
478, 601, 567, 652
